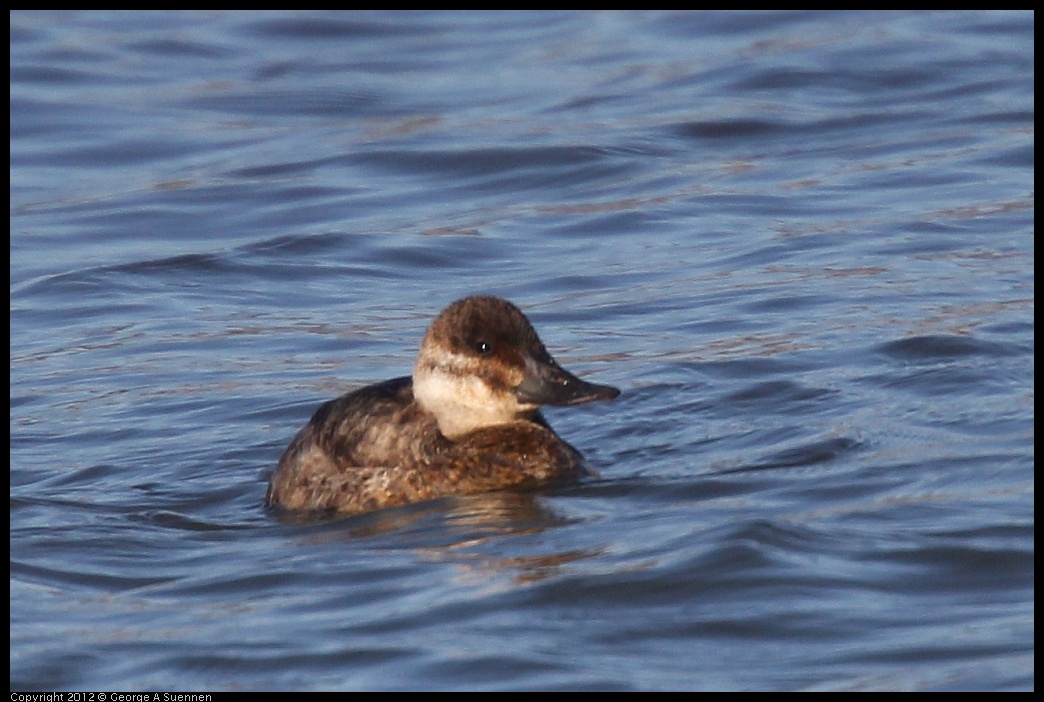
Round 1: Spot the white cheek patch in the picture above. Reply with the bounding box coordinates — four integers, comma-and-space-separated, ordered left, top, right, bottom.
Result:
413, 357, 525, 439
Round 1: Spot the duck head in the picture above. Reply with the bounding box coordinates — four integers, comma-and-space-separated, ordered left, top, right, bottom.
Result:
412, 296, 620, 439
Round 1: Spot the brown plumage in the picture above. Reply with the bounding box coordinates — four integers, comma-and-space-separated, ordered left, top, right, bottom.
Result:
266, 296, 619, 515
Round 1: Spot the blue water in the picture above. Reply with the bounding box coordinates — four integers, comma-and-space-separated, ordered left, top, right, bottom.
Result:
10, 10, 1033, 691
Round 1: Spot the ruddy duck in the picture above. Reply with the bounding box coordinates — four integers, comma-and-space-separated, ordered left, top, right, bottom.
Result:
266, 295, 620, 514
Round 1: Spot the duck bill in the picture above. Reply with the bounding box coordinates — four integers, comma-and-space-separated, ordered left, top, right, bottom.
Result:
516, 354, 621, 407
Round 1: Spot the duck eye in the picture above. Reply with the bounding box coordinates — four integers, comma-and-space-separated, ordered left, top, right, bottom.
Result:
475, 341, 492, 356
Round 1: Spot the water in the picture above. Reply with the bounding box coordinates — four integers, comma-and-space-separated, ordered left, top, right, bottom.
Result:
10, 10, 1033, 691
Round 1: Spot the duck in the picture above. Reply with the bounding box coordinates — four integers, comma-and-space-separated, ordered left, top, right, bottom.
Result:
265, 295, 620, 515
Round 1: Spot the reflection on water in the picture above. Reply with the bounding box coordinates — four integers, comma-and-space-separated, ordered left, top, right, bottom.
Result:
273, 490, 607, 590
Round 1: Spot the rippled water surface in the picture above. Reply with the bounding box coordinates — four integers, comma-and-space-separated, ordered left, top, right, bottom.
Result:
10, 10, 1033, 691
